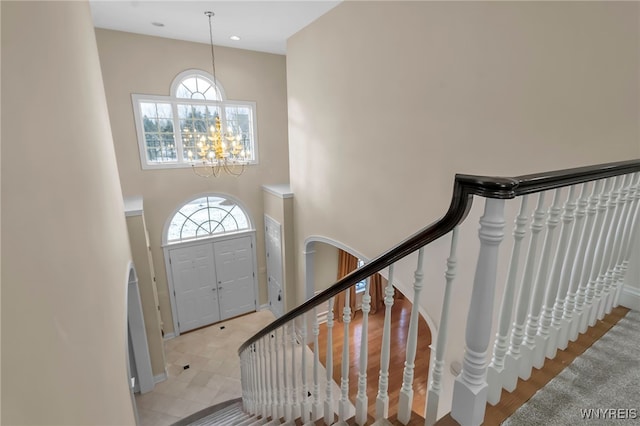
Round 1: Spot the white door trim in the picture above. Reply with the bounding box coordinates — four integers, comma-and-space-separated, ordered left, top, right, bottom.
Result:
265, 214, 284, 318
164, 230, 258, 337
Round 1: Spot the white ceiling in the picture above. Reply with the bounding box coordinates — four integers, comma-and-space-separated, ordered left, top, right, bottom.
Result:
90, 1, 341, 55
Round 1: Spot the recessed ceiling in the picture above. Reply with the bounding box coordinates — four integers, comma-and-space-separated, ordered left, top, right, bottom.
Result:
90, 1, 341, 55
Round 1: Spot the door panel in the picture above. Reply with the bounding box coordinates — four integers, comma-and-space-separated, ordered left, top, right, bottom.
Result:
214, 236, 256, 320
265, 216, 284, 318
170, 244, 220, 332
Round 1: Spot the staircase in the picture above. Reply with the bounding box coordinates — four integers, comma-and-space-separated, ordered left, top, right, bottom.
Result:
176, 399, 300, 426
176, 159, 640, 426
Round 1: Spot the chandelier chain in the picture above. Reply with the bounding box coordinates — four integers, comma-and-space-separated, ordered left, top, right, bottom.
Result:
205, 11, 218, 98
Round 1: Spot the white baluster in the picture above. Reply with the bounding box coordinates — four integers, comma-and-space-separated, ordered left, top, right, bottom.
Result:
338, 290, 352, 423
324, 298, 335, 426
580, 178, 613, 333
241, 350, 248, 412
595, 176, 626, 320
269, 332, 278, 419
426, 228, 459, 424
524, 189, 561, 372
397, 248, 426, 425
451, 198, 506, 426
282, 324, 292, 422
258, 338, 267, 417
301, 314, 310, 423
503, 193, 546, 389
290, 323, 300, 420
486, 196, 528, 406
588, 177, 622, 326
569, 180, 604, 341
375, 265, 395, 421
274, 328, 282, 420
523, 189, 561, 369
356, 278, 372, 425
312, 307, 323, 421
551, 183, 589, 350
251, 344, 259, 415
613, 174, 640, 307
264, 337, 272, 418
605, 174, 635, 314
538, 186, 577, 360
614, 174, 640, 306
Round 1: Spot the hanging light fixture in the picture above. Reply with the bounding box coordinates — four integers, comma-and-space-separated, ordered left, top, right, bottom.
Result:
188, 11, 248, 177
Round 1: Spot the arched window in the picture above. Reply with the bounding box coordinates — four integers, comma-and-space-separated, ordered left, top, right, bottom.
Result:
132, 69, 257, 169
167, 195, 251, 243
174, 73, 222, 101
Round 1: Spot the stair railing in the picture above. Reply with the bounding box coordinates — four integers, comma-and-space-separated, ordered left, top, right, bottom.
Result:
238, 159, 640, 426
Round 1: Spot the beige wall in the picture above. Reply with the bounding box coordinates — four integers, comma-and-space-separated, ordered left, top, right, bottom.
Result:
287, 0, 639, 414
96, 29, 290, 334
1, 1, 135, 424
314, 242, 339, 293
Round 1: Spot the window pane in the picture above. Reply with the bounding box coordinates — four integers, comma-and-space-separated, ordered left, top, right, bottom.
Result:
139, 101, 175, 164
145, 134, 160, 162
182, 77, 198, 97
224, 105, 254, 160
160, 134, 177, 161
180, 219, 199, 240
176, 84, 192, 99
143, 117, 158, 132
202, 85, 219, 101
156, 103, 173, 118
187, 208, 211, 231
140, 102, 158, 118
159, 118, 173, 133
221, 213, 240, 232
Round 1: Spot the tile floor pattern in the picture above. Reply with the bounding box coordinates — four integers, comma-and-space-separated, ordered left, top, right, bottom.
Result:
134, 310, 276, 426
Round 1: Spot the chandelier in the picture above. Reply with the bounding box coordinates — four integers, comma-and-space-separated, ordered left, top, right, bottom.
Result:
187, 11, 248, 178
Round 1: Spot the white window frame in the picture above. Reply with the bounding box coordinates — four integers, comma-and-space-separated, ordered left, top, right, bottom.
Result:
163, 193, 254, 245
132, 70, 258, 170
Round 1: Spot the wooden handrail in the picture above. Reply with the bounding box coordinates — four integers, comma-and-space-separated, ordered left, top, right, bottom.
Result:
238, 159, 640, 354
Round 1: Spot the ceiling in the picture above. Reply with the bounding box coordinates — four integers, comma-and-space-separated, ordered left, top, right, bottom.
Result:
90, 1, 341, 55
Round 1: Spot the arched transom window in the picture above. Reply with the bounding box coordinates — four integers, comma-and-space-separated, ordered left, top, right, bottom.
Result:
175, 74, 222, 100
132, 69, 257, 169
167, 195, 250, 243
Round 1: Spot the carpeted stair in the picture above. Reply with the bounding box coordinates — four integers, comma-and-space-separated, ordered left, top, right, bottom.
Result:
173, 399, 291, 426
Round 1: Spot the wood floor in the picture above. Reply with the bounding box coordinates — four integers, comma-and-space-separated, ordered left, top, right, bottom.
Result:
314, 293, 432, 419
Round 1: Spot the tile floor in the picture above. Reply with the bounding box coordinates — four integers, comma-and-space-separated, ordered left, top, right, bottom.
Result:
134, 310, 276, 426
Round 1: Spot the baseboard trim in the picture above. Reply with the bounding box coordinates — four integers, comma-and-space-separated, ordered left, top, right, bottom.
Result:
619, 285, 640, 311
259, 303, 270, 311
154, 372, 167, 384
163, 332, 176, 340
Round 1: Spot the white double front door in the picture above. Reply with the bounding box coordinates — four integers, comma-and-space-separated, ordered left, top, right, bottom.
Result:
169, 235, 256, 333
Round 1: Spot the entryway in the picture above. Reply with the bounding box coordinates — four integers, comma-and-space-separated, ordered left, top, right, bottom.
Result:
168, 234, 257, 334
163, 194, 258, 336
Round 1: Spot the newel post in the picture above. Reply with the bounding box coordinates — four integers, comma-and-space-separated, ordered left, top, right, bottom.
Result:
452, 198, 505, 426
